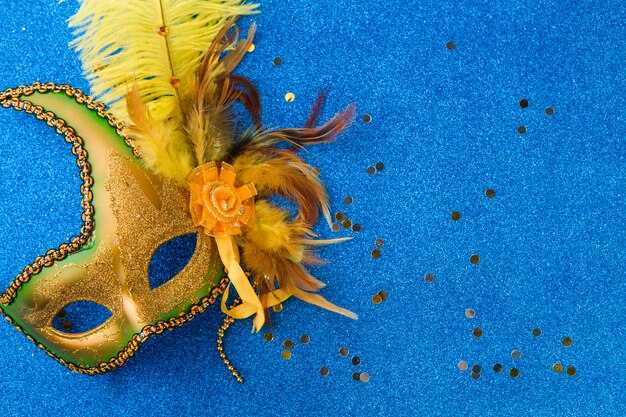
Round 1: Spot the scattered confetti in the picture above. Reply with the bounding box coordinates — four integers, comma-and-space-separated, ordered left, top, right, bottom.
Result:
519, 98, 529, 108
263, 332, 274, 342
247, 43, 256, 52
458, 361, 468, 371
335, 212, 345, 221
331, 223, 341, 232
339, 347, 349, 357
351, 224, 362, 233
375, 161, 385, 171
352, 357, 361, 366
566, 366, 577, 377
352, 372, 361, 381
562, 337, 573, 347
281, 350, 292, 360
424, 273, 435, 283
470, 254, 480, 265
532, 327, 542, 337
511, 350, 522, 360
518, 125, 527, 135
343, 196, 354, 205
300, 335, 310, 344
273, 304, 283, 313
493, 363, 503, 373
284, 92, 295, 102
361, 114, 372, 124
546, 106, 555, 116
446, 40, 455, 50
472, 328, 483, 338
284, 339, 294, 349
510, 368, 520, 378
273, 56, 283, 66
375, 238, 385, 247
465, 308, 476, 319
342, 219, 352, 229
366, 166, 376, 175
553, 363, 564, 373
451, 211, 461, 221
371, 249, 382, 259
359, 373, 371, 383
320, 366, 330, 376
485, 188, 496, 198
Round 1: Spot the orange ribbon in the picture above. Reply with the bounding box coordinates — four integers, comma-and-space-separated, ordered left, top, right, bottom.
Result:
187, 161, 288, 332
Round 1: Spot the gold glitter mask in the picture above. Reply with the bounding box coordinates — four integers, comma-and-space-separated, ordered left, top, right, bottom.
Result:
0, 85, 224, 374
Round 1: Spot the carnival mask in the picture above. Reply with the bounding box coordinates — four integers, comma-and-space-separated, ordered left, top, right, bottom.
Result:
0, 0, 357, 379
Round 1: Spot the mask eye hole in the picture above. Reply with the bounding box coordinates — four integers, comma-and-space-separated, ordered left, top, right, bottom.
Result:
52, 301, 113, 334
148, 233, 197, 290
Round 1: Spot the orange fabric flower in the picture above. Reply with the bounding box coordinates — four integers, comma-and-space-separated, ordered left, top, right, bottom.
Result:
187, 161, 257, 237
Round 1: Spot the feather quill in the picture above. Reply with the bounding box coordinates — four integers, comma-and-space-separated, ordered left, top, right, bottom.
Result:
69, 0, 258, 123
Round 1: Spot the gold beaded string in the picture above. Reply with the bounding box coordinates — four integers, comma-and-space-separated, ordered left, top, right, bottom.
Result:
217, 298, 244, 383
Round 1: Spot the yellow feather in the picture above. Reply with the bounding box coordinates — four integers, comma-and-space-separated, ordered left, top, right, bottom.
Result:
69, 0, 258, 123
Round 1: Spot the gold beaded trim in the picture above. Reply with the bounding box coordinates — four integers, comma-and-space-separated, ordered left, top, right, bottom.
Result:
0, 82, 230, 375
217, 298, 244, 383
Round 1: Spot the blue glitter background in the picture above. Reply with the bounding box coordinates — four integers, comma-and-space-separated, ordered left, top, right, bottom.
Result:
0, 1, 624, 416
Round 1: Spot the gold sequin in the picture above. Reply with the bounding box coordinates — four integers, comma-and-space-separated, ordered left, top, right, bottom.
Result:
566, 366, 576, 377
470, 254, 480, 264
519, 98, 529, 108
335, 212, 345, 221
375, 238, 385, 248
284, 339, 294, 349
342, 219, 352, 229
367, 166, 376, 175
473, 328, 483, 338
378, 290, 387, 301
451, 211, 461, 221
371, 249, 382, 259
170, 76, 181, 89
156, 25, 169, 36
465, 308, 475, 319
300, 335, 310, 344
320, 366, 330, 376
509, 368, 520, 378
272, 303, 283, 313
339, 347, 349, 357
562, 337, 573, 347
247, 43, 256, 52
446, 40, 455, 50
546, 106, 555, 116
281, 350, 292, 360
553, 363, 563, 373
344, 196, 354, 205
424, 273, 435, 283
372, 294, 382, 304
532, 327, 542, 337
485, 188, 496, 198
263, 332, 274, 342
284, 92, 295, 102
